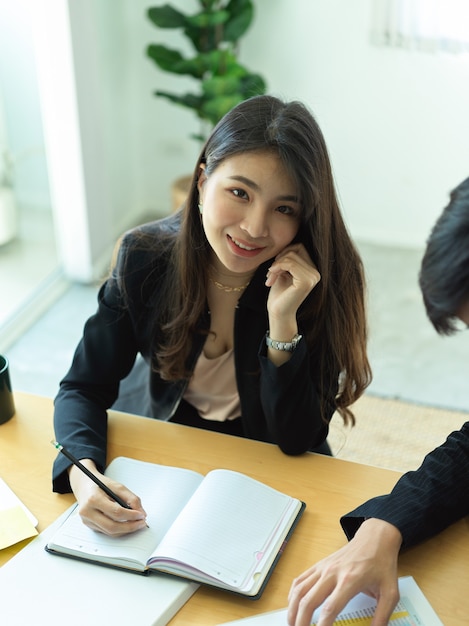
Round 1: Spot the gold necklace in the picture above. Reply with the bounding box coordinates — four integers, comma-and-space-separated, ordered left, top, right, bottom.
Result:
209, 276, 250, 293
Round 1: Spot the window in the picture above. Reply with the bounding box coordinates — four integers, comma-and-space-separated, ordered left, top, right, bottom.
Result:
371, 0, 469, 53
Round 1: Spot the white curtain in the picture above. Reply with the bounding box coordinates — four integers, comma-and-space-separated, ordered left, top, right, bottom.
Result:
371, 0, 469, 53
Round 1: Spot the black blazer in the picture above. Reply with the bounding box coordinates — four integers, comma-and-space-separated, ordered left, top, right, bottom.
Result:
53, 213, 338, 492
341, 422, 469, 548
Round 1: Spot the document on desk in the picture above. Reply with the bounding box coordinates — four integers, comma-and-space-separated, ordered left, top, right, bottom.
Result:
0, 477, 38, 549
217, 576, 443, 625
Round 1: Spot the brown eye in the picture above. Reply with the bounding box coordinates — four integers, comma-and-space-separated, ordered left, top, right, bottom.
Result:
232, 188, 248, 199
277, 205, 296, 216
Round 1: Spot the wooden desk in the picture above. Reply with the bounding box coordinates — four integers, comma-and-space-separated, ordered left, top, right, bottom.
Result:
1, 392, 468, 625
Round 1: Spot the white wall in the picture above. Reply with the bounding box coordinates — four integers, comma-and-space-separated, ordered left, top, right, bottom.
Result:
239, 0, 469, 248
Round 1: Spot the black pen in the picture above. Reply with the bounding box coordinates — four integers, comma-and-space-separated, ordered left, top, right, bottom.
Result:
51, 440, 132, 510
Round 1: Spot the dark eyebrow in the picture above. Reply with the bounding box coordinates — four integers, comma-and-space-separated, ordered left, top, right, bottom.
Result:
228, 175, 299, 203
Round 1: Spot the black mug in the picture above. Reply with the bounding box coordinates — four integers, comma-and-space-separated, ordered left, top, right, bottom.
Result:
0, 355, 15, 425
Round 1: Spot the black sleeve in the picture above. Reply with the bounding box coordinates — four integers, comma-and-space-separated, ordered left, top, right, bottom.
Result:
52, 278, 140, 492
52, 230, 152, 493
340, 422, 469, 548
258, 339, 337, 455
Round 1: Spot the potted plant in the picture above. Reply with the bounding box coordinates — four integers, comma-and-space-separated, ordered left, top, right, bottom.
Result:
146, 0, 267, 209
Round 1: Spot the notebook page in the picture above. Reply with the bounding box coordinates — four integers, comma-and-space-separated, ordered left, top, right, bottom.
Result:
150, 469, 297, 589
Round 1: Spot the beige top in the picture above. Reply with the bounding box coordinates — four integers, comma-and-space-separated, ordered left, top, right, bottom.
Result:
184, 349, 240, 421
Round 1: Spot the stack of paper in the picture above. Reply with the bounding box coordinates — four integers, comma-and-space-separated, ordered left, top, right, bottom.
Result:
217, 576, 443, 625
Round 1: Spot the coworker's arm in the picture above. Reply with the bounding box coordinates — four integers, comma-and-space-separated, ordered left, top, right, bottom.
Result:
287, 518, 402, 626
342, 422, 469, 548
289, 423, 469, 624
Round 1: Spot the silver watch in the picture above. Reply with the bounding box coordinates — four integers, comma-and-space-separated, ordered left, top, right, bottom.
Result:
266, 332, 303, 352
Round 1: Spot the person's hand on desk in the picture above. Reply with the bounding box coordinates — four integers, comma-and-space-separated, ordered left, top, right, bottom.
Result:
69, 459, 148, 536
287, 518, 403, 626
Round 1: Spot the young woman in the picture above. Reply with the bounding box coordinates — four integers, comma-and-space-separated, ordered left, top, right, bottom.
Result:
53, 95, 371, 535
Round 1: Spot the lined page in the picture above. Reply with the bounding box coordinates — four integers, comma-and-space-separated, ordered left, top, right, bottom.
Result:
150, 469, 297, 589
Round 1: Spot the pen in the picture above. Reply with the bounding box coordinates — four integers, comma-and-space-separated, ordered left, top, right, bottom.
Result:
51, 440, 132, 510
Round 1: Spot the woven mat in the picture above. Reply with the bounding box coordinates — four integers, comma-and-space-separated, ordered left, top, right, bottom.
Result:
328, 394, 469, 473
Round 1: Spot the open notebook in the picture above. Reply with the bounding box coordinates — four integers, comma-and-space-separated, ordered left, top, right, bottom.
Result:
46, 456, 305, 599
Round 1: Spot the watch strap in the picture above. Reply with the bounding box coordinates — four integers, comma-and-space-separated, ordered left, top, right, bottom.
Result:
266, 332, 302, 352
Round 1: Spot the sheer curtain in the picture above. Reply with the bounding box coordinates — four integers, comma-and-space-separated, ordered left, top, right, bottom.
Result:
371, 0, 469, 53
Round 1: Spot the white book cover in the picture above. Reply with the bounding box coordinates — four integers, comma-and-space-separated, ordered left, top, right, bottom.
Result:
0, 506, 198, 626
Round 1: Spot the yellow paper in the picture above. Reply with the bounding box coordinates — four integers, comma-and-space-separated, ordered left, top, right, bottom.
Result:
0, 505, 38, 549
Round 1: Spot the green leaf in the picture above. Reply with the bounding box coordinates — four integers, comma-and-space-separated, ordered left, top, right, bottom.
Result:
238, 72, 267, 97
202, 75, 241, 97
202, 69, 249, 97
147, 5, 187, 29
201, 49, 240, 76
186, 9, 229, 29
147, 44, 184, 69
199, 0, 219, 10
183, 19, 235, 53
201, 94, 245, 125
147, 45, 206, 78
155, 90, 204, 112
224, 0, 253, 41
191, 132, 207, 142
201, 68, 266, 102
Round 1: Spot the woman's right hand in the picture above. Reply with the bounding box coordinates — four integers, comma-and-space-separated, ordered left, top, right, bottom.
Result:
69, 459, 148, 536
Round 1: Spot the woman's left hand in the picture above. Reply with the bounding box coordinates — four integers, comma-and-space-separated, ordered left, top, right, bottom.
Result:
266, 243, 321, 321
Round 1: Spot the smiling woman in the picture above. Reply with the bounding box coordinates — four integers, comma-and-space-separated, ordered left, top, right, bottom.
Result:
52, 94, 372, 537
198, 151, 301, 274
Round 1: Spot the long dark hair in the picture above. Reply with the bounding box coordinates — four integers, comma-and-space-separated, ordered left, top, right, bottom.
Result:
153, 95, 371, 424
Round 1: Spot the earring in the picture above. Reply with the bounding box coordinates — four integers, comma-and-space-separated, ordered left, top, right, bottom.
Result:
198, 203, 203, 214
